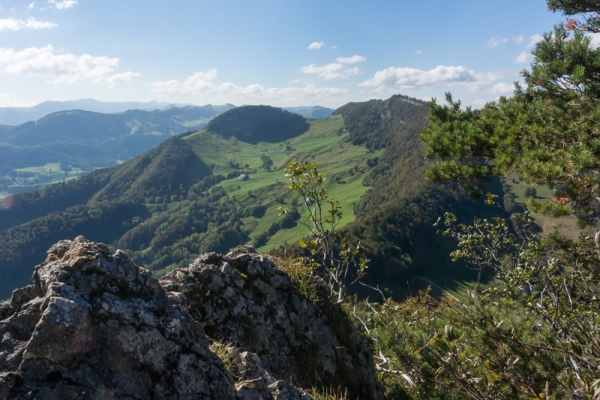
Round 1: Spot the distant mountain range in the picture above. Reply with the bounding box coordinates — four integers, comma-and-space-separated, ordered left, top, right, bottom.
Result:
284, 106, 334, 119
0, 99, 203, 126
0, 100, 334, 126
0, 104, 235, 195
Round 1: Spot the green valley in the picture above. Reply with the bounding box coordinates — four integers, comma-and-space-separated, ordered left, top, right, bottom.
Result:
0, 99, 492, 301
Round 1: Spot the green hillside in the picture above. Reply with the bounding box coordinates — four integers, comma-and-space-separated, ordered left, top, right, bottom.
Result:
0, 99, 499, 301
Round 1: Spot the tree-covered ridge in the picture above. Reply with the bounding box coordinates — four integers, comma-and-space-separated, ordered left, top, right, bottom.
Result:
335, 95, 495, 297
206, 105, 310, 144
333, 94, 425, 151
0, 137, 206, 233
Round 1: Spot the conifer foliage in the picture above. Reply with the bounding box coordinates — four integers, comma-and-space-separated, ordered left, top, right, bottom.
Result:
366, 1, 600, 398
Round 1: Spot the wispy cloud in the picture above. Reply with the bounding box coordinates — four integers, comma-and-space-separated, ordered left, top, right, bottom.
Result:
526, 34, 543, 49
514, 51, 531, 64
0, 45, 139, 86
361, 65, 476, 90
335, 55, 366, 64
0, 92, 34, 107
300, 63, 360, 79
513, 34, 543, 64
151, 69, 348, 106
0, 17, 56, 31
486, 36, 508, 48
489, 82, 515, 95
360, 65, 513, 95
513, 35, 524, 44
48, 0, 78, 9
415, 50, 423, 55
307, 41, 325, 50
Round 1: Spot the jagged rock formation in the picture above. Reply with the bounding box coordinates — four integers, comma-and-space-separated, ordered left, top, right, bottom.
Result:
0, 237, 381, 399
160, 247, 382, 400
0, 237, 235, 399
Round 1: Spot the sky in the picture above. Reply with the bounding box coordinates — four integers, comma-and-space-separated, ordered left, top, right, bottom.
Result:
0, 0, 574, 109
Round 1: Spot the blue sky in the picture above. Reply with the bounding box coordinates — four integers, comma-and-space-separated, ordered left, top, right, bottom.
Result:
0, 1, 571, 108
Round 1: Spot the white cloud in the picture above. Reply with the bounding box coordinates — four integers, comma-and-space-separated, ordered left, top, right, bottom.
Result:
526, 34, 543, 49
361, 65, 477, 91
589, 33, 600, 48
360, 65, 515, 97
513, 35, 524, 44
151, 69, 348, 106
415, 50, 423, 55
330, 45, 337, 49
300, 63, 360, 79
0, 45, 139, 86
27, 3, 36, 10
0, 17, 56, 31
48, 0, 78, 9
307, 41, 325, 50
335, 55, 366, 64
514, 50, 532, 64
489, 82, 514, 95
486, 36, 508, 48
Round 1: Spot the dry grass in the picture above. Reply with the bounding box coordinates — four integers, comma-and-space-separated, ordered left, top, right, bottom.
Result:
209, 340, 242, 381
312, 386, 349, 400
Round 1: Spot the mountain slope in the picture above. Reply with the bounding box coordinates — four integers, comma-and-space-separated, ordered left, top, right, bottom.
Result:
0, 104, 233, 198
0, 109, 371, 299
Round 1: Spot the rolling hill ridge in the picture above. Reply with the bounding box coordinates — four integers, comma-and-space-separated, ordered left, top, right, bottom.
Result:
0, 98, 498, 300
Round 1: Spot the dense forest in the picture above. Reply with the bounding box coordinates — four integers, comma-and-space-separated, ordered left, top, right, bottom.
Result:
206, 105, 310, 144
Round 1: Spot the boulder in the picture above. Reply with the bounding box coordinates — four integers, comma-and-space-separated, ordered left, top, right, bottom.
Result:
0, 236, 235, 399
160, 246, 382, 400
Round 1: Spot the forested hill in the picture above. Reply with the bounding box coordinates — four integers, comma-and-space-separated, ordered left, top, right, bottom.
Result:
0, 99, 184, 126
0, 104, 233, 171
206, 105, 310, 144
337, 95, 498, 296
0, 137, 210, 295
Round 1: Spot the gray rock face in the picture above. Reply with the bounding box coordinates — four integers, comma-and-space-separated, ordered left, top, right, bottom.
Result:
0, 238, 381, 399
0, 236, 235, 399
160, 247, 382, 400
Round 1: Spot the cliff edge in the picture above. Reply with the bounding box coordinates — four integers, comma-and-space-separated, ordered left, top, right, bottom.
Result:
0, 237, 381, 399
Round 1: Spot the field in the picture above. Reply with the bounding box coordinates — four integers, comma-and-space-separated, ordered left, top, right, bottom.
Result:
0, 162, 87, 199
504, 173, 582, 239
184, 116, 372, 252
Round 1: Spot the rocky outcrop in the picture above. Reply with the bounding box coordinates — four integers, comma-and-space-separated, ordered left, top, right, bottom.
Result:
160, 247, 382, 400
0, 237, 235, 399
0, 237, 381, 399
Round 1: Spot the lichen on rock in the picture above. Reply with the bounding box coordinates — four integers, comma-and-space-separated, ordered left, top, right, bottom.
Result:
0, 237, 382, 399
160, 246, 382, 400
0, 236, 235, 399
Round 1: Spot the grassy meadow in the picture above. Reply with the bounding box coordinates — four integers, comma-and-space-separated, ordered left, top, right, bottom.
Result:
184, 116, 372, 252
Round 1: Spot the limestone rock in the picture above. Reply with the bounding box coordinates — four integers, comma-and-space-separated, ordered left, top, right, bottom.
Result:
160, 247, 382, 400
0, 237, 382, 399
0, 236, 235, 399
